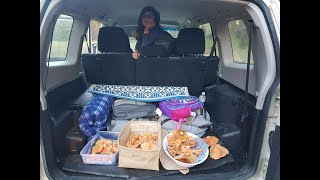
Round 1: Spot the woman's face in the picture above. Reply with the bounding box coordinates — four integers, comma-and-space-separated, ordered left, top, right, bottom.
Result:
142, 11, 156, 29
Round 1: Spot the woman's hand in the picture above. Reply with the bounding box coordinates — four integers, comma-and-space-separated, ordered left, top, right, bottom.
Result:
132, 50, 140, 60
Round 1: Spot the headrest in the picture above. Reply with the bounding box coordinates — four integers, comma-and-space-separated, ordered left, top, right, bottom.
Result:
98, 27, 132, 53
140, 45, 167, 57
175, 28, 205, 55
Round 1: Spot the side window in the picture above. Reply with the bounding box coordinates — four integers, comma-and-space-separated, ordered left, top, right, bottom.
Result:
81, 20, 104, 54
199, 23, 214, 56
129, 36, 137, 50
129, 36, 137, 51
228, 19, 254, 64
48, 14, 73, 61
91, 20, 103, 53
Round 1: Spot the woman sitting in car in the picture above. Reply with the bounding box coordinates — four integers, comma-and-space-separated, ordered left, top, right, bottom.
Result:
132, 6, 174, 59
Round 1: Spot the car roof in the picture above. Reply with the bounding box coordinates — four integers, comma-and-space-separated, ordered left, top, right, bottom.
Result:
61, 0, 249, 27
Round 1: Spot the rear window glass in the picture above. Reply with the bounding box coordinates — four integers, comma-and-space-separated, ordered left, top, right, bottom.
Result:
48, 14, 73, 61
228, 19, 254, 64
162, 27, 179, 38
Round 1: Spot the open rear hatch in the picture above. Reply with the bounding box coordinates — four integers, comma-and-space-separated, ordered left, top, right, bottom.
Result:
40, 0, 280, 179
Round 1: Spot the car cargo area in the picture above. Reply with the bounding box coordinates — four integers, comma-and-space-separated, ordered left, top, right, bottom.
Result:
40, 0, 279, 179
44, 74, 257, 178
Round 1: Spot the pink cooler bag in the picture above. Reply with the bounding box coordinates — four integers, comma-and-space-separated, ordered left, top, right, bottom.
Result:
159, 97, 204, 129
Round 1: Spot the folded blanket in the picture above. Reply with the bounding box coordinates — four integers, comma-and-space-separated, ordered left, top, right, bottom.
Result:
87, 84, 190, 102
112, 99, 157, 120
78, 95, 114, 137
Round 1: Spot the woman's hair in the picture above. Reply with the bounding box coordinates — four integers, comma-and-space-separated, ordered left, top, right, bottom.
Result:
135, 6, 160, 40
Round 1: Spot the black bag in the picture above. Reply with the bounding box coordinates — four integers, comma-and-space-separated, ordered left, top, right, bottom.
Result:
204, 84, 256, 151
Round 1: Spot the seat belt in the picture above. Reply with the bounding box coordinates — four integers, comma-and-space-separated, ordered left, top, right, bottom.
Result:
245, 20, 253, 102
208, 23, 221, 84
81, 34, 91, 88
238, 20, 254, 153
209, 36, 217, 57
83, 33, 91, 53
240, 20, 254, 123
209, 24, 217, 57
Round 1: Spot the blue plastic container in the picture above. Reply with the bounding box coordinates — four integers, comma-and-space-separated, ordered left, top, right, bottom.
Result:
80, 131, 119, 165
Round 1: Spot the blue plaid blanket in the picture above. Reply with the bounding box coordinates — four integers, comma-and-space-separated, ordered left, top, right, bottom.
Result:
78, 95, 115, 137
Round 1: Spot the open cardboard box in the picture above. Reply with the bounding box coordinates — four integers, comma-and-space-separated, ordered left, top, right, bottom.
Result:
118, 121, 162, 171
